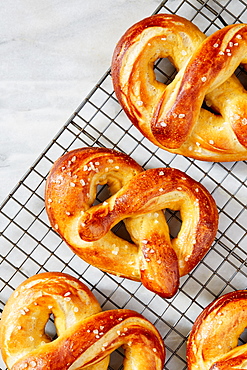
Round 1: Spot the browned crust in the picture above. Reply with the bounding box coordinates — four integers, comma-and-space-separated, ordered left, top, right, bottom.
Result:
0, 273, 165, 370
112, 13, 247, 161
45, 147, 218, 298
187, 290, 247, 369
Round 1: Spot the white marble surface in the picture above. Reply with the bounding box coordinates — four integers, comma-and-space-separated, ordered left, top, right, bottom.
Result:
0, 0, 163, 204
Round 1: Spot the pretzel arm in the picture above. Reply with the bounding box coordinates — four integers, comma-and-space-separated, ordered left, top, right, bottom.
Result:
112, 13, 206, 149
10, 310, 165, 370
79, 167, 218, 276
210, 349, 247, 370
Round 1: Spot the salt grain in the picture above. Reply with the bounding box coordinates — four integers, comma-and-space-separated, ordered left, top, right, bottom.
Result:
137, 100, 143, 106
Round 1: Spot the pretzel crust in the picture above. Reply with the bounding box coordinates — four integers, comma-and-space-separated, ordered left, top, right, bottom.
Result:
112, 13, 247, 162
45, 147, 218, 298
187, 290, 247, 370
0, 272, 165, 370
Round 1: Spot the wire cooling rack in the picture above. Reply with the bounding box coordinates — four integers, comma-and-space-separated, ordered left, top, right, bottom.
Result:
1, 0, 247, 369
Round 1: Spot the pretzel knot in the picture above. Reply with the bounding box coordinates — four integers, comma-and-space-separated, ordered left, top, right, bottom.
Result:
0, 272, 165, 370
187, 290, 247, 370
45, 147, 218, 298
112, 13, 247, 162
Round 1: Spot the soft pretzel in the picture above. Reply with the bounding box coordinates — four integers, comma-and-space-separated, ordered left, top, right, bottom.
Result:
112, 13, 247, 162
187, 290, 247, 370
45, 147, 218, 298
0, 272, 165, 370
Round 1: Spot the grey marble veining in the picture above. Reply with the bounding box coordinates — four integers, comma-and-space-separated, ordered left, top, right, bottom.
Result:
0, 0, 160, 204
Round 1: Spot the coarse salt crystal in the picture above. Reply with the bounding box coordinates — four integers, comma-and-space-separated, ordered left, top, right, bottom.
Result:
112, 248, 119, 255
160, 121, 167, 127
137, 100, 143, 106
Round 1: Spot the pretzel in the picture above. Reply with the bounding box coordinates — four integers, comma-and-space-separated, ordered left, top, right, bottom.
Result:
45, 147, 218, 298
0, 272, 165, 370
187, 290, 247, 370
111, 13, 247, 162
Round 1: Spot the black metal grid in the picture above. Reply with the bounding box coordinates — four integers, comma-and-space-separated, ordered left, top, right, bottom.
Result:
1, 0, 247, 369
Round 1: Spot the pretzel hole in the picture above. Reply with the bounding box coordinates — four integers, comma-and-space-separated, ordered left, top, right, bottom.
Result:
154, 57, 177, 84
165, 209, 182, 239
94, 184, 111, 206
45, 314, 57, 340
238, 327, 247, 345
236, 64, 247, 88
112, 221, 133, 243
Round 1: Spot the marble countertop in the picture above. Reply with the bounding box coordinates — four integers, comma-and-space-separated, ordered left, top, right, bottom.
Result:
0, 0, 162, 204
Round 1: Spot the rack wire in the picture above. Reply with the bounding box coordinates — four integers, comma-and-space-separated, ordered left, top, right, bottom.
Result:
1, 0, 247, 369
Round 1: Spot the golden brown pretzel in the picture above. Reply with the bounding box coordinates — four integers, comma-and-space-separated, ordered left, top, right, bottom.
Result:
0, 272, 165, 370
187, 290, 247, 370
45, 147, 218, 298
112, 13, 247, 162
